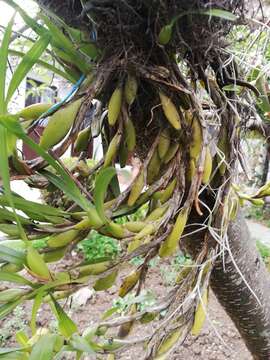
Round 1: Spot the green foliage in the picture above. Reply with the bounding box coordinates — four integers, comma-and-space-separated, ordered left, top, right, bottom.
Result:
256, 240, 270, 260
160, 252, 192, 286
77, 231, 119, 262
245, 205, 270, 228
112, 290, 156, 314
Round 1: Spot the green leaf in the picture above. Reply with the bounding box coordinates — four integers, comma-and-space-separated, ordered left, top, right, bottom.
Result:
0, 271, 32, 286
16, 330, 29, 347
0, 245, 25, 266
0, 14, 15, 112
101, 306, 119, 320
0, 348, 24, 356
0, 125, 27, 241
6, 33, 51, 105
70, 334, 95, 354
8, 49, 76, 83
0, 352, 27, 360
40, 170, 88, 212
40, 15, 90, 74
0, 299, 23, 319
200, 9, 237, 21
29, 334, 57, 360
31, 291, 45, 335
0, 207, 31, 225
158, 24, 173, 45
94, 167, 117, 222
0, 114, 91, 211
50, 296, 78, 338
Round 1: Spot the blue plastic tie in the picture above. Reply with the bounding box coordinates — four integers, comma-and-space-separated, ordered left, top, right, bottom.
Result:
36, 74, 86, 123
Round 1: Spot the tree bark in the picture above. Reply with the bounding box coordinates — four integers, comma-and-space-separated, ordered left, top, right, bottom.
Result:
261, 142, 270, 187
211, 212, 270, 359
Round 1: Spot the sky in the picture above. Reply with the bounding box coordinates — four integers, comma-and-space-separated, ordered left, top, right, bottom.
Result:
0, 0, 38, 28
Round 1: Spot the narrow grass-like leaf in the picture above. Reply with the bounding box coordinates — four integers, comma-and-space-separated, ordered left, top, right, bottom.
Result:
0, 271, 32, 285
40, 15, 90, 74
94, 167, 117, 222
40, 170, 89, 211
0, 207, 31, 225
0, 126, 27, 241
50, 296, 78, 338
0, 195, 64, 217
29, 334, 57, 360
0, 114, 91, 211
6, 34, 51, 105
200, 9, 237, 21
0, 348, 24, 356
0, 14, 15, 112
8, 49, 76, 83
31, 291, 45, 335
0, 299, 23, 319
0, 245, 25, 265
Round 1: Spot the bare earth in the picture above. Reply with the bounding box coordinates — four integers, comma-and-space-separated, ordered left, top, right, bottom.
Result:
1, 263, 252, 360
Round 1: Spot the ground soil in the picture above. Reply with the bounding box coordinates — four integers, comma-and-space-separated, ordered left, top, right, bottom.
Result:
0, 259, 252, 360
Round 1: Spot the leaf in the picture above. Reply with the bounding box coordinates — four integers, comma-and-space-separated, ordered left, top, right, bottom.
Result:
40, 170, 88, 212
8, 49, 76, 83
0, 126, 27, 241
200, 8, 237, 21
0, 115, 91, 211
0, 245, 25, 266
0, 271, 32, 286
0, 14, 15, 112
29, 334, 57, 360
6, 33, 51, 105
31, 291, 45, 335
0, 352, 27, 360
101, 306, 119, 320
94, 167, 117, 222
0, 299, 23, 319
158, 24, 173, 45
16, 331, 29, 347
0, 348, 24, 356
0, 194, 64, 218
50, 296, 78, 338
40, 15, 90, 74
70, 334, 95, 354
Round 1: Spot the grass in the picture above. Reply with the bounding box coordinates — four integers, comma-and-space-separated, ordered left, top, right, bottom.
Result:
245, 205, 270, 228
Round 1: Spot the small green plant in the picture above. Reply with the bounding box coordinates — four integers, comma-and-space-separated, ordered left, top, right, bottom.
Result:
160, 252, 192, 286
112, 290, 156, 314
32, 238, 48, 249
77, 230, 119, 262
256, 240, 270, 260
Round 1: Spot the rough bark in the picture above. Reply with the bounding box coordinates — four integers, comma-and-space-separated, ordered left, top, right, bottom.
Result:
261, 142, 270, 187
211, 212, 270, 359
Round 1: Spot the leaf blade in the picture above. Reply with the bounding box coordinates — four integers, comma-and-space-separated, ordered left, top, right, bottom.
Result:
6, 34, 51, 105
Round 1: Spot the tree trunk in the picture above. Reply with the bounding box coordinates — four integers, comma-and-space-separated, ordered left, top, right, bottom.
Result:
211, 212, 270, 359
261, 142, 270, 187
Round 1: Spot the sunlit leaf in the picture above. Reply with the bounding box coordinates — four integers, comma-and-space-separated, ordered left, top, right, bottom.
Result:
94, 167, 117, 222
29, 334, 57, 360
0, 245, 25, 265
6, 34, 51, 105
0, 14, 15, 112
50, 296, 78, 338
0, 271, 32, 286
8, 49, 76, 83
